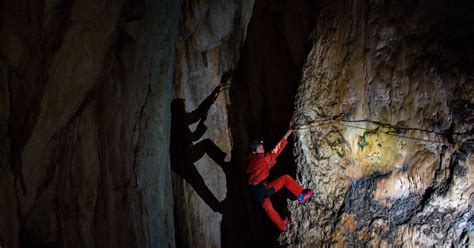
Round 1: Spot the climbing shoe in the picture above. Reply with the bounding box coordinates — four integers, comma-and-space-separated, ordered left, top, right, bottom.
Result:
298, 189, 314, 205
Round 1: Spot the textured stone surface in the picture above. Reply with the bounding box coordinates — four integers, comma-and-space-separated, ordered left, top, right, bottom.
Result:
0, 56, 18, 248
226, 0, 318, 246
280, 0, 474, 246
1, 0, 472, 247
0, 0, 181, 247
172, 1, 253, 247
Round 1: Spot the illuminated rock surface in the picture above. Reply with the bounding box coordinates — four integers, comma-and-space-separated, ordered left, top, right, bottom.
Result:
280, 0, 473, 246
0, 0, 472, 247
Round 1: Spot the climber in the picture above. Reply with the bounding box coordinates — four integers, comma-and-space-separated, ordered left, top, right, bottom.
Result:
247, 128, 314, 232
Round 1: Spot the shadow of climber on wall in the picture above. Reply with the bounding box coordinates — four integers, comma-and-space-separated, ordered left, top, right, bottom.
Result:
170, 72, 232, 214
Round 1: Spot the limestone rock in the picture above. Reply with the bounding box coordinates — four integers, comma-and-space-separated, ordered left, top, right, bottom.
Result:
280, 0, 474, 246
0, 0, 182, 247
171, 1, 254, 247
1, 0, 472, 247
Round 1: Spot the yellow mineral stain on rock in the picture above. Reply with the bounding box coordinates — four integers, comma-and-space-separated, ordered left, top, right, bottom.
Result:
344, 126, 404, 179
357, 230, 368, 240
340, 213, 357, 231
331, 229, 346, 248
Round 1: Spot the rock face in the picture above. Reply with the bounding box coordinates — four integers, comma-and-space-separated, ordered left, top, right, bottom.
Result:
1, 0, 182, 247
226, 0, 318, 246
1, 0, 472, 247
281, 0, 473, 246
171, 0, 253, 247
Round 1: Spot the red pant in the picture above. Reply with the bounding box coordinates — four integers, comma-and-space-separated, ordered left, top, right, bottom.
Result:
261, 175, 303, 231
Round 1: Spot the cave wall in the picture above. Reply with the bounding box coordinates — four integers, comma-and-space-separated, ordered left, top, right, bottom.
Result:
1, 0, 472, 247
226, 0, 318, 246
171, 0, 253, 247
0, 0, 181, 247
281, 0, 473, 246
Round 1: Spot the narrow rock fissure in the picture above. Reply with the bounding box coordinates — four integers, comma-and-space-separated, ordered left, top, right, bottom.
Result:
224, 1, 318, 246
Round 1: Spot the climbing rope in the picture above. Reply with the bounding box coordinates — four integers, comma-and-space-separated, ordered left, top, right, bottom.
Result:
292, 108, 474, 146
334, 121, 453, 145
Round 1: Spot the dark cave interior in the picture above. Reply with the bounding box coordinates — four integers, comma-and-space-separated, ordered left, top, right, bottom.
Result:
0, 0, 473, 247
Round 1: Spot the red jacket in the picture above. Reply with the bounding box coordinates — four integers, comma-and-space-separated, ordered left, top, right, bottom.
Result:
246, 138, 288, 185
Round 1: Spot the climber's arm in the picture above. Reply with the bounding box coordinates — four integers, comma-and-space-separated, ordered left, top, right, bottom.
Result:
264, 128, 293, 167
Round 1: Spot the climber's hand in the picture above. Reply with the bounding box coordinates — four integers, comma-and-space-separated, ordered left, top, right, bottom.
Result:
220, 70, 234, 84
210, 85, 222, 101
283, 128, 293, 140
289, 116, 295, 129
